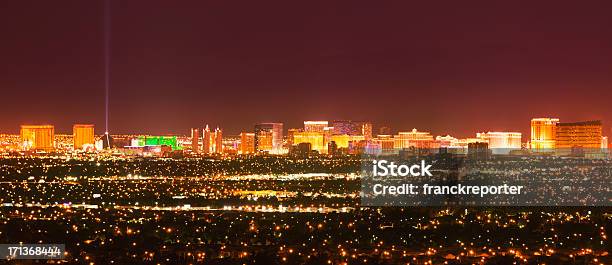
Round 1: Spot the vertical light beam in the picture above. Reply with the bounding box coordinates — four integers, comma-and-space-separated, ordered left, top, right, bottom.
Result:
104, 0, 110, 133
104, 0, 111, 147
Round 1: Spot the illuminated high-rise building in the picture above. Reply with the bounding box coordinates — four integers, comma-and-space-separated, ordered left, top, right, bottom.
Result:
556, 120, 602, 155
530, 118, 559, 151
221, 136, 239, 155
240, 132, 255, 154
393, 129, 435, 149
254, 123, 283, 154
73, 124, 95, 150
361, 122, 373, 140
602, 136, 608, 149
323, 126, 333, 144
477, 132, 522, 154
287, 128, 301, 147
20, 125, 54, 151
331, 120, 358, 135
330, 120, 372, 139
213, 127, 223, 154
293, 131, 325, 153
304, 121, 328, 132
190, 128, 200, 153
256, 130, 273, 152
203, 125, 211, 154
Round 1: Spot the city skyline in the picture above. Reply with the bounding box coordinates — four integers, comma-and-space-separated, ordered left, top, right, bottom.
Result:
9, 117, 609, 155
2, 116, 610, 139
2, 1, 612, 136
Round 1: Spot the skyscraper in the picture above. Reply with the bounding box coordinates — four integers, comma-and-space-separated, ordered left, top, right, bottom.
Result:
331, 120, 359, 135
20, 125, 55, 151
190, 128, 200, 153
256, 130, 273, 152
556, 120, 603, 155
360, 122, 373, 140
213, 127, 223, 154
287, 128, 301, 147
240, 132, 255, 154
330, 120, 372, 139
73, 124, 95, 150
203, 125, 211, 154
531, 118, 559, 151
323, 126, 333, 145
254, 123, 283, 154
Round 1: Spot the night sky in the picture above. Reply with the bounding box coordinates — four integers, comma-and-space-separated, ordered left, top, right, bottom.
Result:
1, 1, 611, 137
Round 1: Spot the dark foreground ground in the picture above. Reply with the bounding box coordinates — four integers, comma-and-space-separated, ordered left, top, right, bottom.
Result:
0, 156, 609, 264
0, 207, 609, 264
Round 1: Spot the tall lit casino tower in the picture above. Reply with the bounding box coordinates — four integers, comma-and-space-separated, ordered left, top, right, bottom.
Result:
190, 128, 200, 153
239, 132, 255, 154
530, 118, 559, 151
254, 123, 283, 154
73, 124, 95, 150
555, 120, 603, 155
20, 125, 55, 151
202, 125, 211, 154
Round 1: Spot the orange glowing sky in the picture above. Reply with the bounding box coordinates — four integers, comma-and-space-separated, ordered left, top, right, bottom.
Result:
1, 1, 611, 137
